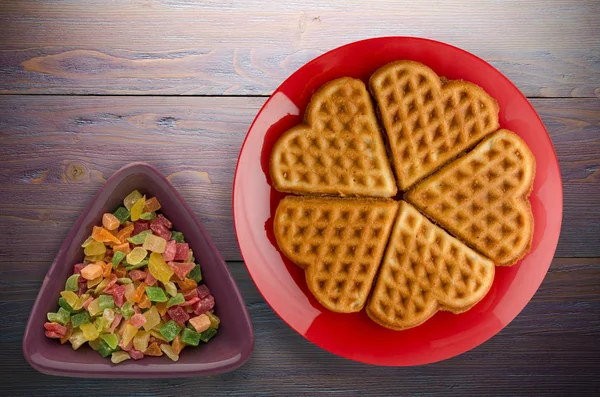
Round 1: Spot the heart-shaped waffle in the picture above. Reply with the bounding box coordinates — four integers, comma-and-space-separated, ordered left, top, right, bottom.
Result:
406, 129, 535, 266
367, 201, 495, 330
270, 77, 397, 197
370, 60, 499, 190
274, 196, 398, 313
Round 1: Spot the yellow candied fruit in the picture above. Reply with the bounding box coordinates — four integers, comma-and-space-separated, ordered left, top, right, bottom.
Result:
149, 329, 168, 342
142, 306, 161, 331
60, 291, 82, 310
80, 322, 100, 341
87, 298, 103, 317
142, 234, 167, 253
133, 330, 151, 352
84, 253, 105, 263
124, 190, 142, 210
87, 276, 103, 288
77, 293, 90, 310
160, 344, 179, 362
94, 277, 111, 294
127, 247, 147, 265
164, 281, 177, 297
206, 312, 220, 329
84, 241, 106, 257
130, 196, 146, 221
148, 252, 173, 284
122, 324, 138, 346
124, 283, 136, 303
102, 308, 115, 330
80, 236, 95, 248
111, 351, 131, 364
69, 329, 87, 350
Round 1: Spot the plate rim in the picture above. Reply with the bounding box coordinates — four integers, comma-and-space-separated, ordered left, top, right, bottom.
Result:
232, 36, 563, 366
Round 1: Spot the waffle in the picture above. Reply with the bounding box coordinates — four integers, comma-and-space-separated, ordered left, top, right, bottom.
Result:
367, 201, 495, 330
270, 77, 397, 197
369, 60, 500, 190
274, 196, 399, 313
405, 129, 535, 266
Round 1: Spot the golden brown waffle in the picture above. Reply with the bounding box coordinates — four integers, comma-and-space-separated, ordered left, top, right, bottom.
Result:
274, 196, 398, 313
270, 77, 397, 197
367, 201, 495, 330
406, 129, 535, 266
369, 60, 499, 190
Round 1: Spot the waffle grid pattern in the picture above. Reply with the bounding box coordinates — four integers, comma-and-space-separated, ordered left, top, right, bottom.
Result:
270, 77, 397, 197
367, 202, 495, 330
370, 60, 499, 190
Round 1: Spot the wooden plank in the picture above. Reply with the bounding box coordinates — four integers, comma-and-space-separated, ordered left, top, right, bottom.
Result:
0, 0, 598, 97
2, 258, 599, 395
0, 96, 598, 262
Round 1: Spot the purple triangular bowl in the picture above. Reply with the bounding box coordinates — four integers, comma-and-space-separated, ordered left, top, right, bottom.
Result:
23, 162, 254, 378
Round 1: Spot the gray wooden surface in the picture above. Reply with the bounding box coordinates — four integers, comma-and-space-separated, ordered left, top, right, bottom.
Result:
0, 0, 599, 395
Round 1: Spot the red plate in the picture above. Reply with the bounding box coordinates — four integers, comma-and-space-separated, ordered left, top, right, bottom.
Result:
232, 37, 563, 366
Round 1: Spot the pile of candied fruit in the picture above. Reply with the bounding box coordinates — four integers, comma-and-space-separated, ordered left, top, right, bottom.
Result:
44, 190, 218, 363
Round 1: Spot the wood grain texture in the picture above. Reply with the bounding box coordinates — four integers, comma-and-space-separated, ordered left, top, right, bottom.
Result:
0, 96, 598, 262
1, 258, 599, 396
0, 0, 598, 96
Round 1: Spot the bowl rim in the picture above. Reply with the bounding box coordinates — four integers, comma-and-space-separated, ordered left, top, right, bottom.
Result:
23, 162, 254, 378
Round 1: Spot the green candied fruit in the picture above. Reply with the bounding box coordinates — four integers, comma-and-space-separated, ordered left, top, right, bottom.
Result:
58, 297, 77, 313
125, 259, 148, 271
199, 327, 217, 343
113, 206, 130, 224
170, 231, 185, 243
99, 295, 115, 310
47, 307, 71, 326
100, 333, 119, 350
127, 230, 152, 245
166, 293, 185, 308
117, 277, 132, 284
188, 264, 202, 283
159, 320, 181, 342
88, 339, 101, 351
180, 328, 201, 346
71, 311, 91, 328
139, 212, 156, 221
112, 251, 126, 269
145, 286, 168, 303
97, 339, 117, 358
94, 316, 105, 332
206, 312, 220, 329
120, 301, 135, 319
64, 274, 80, 292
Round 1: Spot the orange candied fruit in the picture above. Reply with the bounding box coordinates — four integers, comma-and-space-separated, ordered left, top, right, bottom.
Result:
143, 197, 162, 213
155, 301, 168, 316
80, 263, 104, 280
102, 213, 120, 231
115, 224, 135, 243
176, 278, 197, 292
114, 266, 127, 278
92, 226, 121, 244
138, 294, 152, 309
132, 282, 147, 303
113, 242, 131, 255
144, 342, 163, 357
171, 335, 185, 355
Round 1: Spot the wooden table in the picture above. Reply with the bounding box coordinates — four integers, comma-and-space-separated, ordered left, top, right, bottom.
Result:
1, 1, 598, 395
